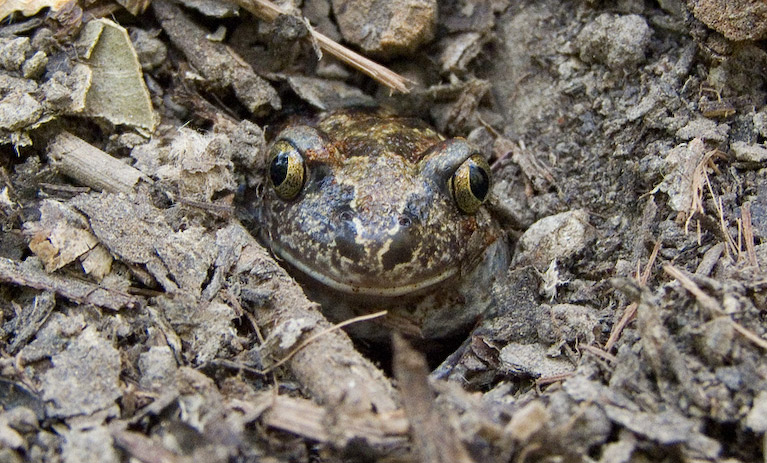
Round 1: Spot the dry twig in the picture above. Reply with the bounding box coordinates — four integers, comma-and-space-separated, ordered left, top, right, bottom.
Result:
741, 203, 759, 269
580, 344, 617, 363
664, 264, 767, 351
535, 372, 574, 389
47, 131, 147, 194
605, 239, 661, 351
685, 147, 724, 234
702, 170, 741, 260
0, 257, 140, 311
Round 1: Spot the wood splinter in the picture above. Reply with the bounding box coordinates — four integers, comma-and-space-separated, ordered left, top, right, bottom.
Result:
47, 131, 149, 194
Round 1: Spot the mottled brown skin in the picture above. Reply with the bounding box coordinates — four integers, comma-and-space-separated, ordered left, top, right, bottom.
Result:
258, 109, 509, 341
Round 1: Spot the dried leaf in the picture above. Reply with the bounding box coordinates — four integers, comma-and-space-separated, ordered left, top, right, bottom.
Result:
0, 0, 70, 21
75, 19, 156, 132
24, 200, 101, 273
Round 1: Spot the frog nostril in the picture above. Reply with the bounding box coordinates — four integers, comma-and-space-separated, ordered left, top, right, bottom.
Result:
339, 209, 355, 222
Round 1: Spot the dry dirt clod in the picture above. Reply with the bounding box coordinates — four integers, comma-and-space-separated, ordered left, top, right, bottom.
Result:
0, 91, 42, 132
499, 342, 574, 378
576, 13, 652, 71
688, 0, 767, 41
330, 0, 436, 58
731, 140, 767, 163
512, 209, 596, 270
41, 325, 121, 420
0, 37, 31, 71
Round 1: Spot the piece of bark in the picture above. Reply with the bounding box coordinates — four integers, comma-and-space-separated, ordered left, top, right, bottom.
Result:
76, 19, 157, 131
261, 395, 408, 449
219, 222, 398, 413
152, 0, 280, 116
47, 131, 145, 194
0, 257, 140, 311
392, 333, 474, 463
111, 429, 183, 463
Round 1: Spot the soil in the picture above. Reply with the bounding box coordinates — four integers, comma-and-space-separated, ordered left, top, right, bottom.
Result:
1, 0, 767, 462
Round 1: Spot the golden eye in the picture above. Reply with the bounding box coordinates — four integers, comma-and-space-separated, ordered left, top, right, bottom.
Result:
268, 140, 305, 200
449, 154, 491, 214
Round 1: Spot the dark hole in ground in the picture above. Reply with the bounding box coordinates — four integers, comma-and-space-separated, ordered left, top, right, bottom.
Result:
353, 330, 470, 375
703, 418, 763, 462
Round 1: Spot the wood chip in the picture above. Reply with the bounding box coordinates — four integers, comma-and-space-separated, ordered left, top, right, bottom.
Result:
47, 131, 146, 194
0, 257, 140, 311
261, 395, 408, 449
392, 333, 474, 463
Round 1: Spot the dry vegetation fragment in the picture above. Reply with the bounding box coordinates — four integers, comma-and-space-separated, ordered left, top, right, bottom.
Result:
1, 0, 767, 462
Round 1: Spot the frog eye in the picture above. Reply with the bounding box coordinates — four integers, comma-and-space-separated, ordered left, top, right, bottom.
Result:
268, 140, 306, 200
448, 154, 491, 214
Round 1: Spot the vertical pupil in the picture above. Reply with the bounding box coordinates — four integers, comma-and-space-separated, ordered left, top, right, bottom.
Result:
270, 153, 289, 186
468, 164, 489, 201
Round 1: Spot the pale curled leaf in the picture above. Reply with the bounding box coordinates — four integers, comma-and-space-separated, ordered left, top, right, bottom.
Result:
0, 0, 70, 21
76, 19, 156, 132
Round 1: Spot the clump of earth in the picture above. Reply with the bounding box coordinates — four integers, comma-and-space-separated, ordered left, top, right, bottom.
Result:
0, 0, 766, 462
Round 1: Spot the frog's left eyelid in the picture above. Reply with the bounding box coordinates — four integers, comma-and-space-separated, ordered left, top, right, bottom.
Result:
418, 138, 479, 181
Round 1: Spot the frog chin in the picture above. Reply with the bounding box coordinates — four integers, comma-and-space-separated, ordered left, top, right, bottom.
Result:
271, 242, 458, 297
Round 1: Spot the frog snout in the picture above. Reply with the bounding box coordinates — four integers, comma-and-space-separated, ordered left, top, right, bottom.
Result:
332, 208, 420, 270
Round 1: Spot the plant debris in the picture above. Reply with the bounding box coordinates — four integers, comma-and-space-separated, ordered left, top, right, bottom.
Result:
1, 0, 767, 462
76, 18, 156, 132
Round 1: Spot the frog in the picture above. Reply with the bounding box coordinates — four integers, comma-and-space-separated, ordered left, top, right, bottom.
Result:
254, 108, 509, 343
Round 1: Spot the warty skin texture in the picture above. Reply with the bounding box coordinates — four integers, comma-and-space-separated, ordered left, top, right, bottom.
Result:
256, 109, 509, 341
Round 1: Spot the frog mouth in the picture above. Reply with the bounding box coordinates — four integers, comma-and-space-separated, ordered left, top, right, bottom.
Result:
270, 242, 458, 297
